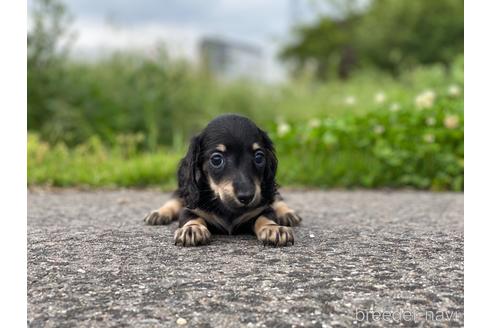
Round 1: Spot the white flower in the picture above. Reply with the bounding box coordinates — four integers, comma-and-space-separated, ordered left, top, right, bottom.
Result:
374, 91, 386, 104
426, 117, 436, 126
448, 84, 461, 97
423, 133, 435, 143
277, 122, 291, 136
373, 125, 385, 134
389, 103, 401, 112
344, 96, 356, 106
444, 115, 460, 129
415, 90, 436, 109
308, 118, 321, 128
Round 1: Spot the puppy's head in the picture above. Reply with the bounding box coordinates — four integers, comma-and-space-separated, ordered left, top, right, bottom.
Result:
178, 114, 277, 211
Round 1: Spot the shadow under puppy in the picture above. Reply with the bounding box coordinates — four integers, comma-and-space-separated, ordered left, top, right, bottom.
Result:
144, 114, 302, 246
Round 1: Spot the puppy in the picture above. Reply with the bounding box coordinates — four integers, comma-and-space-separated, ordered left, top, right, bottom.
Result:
144, 114, 302, 246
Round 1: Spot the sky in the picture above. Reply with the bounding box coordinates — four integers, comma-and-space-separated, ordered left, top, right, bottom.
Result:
34, 0, 328, 81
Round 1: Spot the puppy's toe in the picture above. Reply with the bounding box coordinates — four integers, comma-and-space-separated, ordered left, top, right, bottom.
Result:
174, 224, 211, 247
257, 225, 294, 247
144, 210, 173, 225
277, 211, 302, 227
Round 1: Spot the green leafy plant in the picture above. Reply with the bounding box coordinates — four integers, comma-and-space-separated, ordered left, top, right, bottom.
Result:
28, 84, 463, 190
272, 91, 463, 191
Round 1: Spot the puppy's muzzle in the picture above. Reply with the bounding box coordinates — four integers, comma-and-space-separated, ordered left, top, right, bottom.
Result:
233, 178, 261, 207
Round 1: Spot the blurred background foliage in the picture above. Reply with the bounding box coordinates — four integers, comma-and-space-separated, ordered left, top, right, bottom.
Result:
281, 0, 463, 79
27, 0, 464, 190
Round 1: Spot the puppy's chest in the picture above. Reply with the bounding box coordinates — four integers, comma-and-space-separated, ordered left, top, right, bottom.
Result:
190, 206, 266, 235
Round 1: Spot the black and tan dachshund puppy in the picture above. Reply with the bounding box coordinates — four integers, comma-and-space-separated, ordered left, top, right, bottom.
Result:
144, 114, 301, 246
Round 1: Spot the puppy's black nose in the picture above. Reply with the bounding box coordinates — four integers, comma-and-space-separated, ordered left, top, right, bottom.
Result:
237, 191, 254, 205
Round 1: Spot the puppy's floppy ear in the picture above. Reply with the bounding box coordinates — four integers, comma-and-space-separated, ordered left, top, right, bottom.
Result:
259, 128, 278, 198
177, 134, 202, 208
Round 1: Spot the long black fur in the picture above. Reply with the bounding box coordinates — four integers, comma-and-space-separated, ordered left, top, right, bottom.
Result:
176, 114, 278, 225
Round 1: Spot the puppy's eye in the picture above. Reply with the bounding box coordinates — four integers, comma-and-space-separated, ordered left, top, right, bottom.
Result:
210, 153, 224, 168
254, 151, 265, 165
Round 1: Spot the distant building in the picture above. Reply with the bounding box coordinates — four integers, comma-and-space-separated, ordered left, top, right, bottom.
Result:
200, 37, 263, 81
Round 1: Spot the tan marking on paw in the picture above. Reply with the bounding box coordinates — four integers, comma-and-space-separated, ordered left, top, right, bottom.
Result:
254, 216, 294, 247
272, 200, 302, 226
144, 198, 182, 225
174, 218, 211, 246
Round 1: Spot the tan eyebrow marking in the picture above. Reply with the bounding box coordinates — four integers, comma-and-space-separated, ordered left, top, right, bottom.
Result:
216, 144, 226, 152
252, 142, 261, 150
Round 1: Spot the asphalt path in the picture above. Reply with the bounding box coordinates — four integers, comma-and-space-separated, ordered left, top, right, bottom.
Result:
27, 190, 463, 327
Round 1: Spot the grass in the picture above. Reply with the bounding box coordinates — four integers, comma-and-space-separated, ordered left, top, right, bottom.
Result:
28, 89, 463, 191
27, 54, 464, 190
28, 52, 464, 148
28, 134, 181, 189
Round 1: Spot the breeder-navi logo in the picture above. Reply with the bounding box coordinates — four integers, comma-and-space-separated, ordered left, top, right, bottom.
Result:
354, 308, 461, 323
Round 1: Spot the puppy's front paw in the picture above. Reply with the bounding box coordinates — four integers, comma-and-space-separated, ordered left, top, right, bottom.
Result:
273, 201, 302, 227
174, 224, 211, 247
276, 211, 302, 227
144, 210, 174, 225
257, 225, 294, 247
144, 199, 182, 225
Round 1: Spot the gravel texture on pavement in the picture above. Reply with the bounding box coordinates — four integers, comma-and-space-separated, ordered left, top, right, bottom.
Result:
28, 190, 463, 327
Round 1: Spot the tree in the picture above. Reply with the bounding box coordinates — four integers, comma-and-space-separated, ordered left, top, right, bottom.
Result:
280, 0, 464, 80
356, 0, 464, 73
280, 14, 360, 80
28, 0, 73, 130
